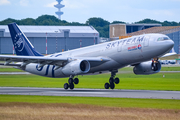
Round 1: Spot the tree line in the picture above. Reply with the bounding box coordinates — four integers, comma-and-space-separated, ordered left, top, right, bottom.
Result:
0, 15, 180, 38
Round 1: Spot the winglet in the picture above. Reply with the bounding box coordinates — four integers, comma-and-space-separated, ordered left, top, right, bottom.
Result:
8, 23, 43, 56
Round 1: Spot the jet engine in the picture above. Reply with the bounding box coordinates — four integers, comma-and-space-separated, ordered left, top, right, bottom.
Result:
133, 61, 161, 75
62, 60, 90, 75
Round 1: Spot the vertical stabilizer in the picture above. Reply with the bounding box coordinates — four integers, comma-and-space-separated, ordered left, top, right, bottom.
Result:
8, 23, 43, 56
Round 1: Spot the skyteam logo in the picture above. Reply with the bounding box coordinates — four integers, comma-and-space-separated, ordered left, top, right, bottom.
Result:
138, 44, 142, 50
36, 64, 44, 71
14, 33, 25, 52
138, 44, 143, 52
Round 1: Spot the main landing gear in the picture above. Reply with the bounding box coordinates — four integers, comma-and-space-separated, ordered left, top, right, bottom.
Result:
64, 76, 79, 90
64, 70, 120, 90
104, 70, 120, 89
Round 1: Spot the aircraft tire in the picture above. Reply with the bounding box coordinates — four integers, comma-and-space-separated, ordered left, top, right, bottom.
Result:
109, 77, 114, 84
110, 83, 115, 89
64, 83, 69, 90
69, 83, 74, 90
114, 77, 120, 84
74, 78, 79, 84
68, 78, 74, 84
104, 83, 110, 89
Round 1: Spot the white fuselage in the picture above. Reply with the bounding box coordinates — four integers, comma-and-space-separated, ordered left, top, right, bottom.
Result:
23, 33, 174, 78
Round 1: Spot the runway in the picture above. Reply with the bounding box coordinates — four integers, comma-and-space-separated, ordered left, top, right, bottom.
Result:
0, 87, 180, 99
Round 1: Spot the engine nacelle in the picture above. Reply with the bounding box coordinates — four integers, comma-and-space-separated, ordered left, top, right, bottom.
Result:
62, 60, 90, 75
133, 61, 161, 75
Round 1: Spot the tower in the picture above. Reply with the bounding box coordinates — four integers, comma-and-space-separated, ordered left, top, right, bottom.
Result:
54, 0, 65, 20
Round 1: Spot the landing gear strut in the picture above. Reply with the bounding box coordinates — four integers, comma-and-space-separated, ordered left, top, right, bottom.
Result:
104, 70, 120, 89
152, 58, 159, 71
64, 76, 79, 90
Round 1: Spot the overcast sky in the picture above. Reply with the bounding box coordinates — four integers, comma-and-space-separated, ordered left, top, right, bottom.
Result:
0, 0, 180, 23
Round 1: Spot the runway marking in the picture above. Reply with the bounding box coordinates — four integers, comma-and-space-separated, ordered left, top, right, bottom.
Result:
0, 87, 180, 99
45, 91, 107, 94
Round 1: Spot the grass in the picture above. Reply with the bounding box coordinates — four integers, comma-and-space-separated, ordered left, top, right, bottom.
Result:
0, 95, 180, 110
1, 67, 180, 119
0, 67, 179, 119
0, 68, 23, 72
0, 72, 180, 91
0, 66, 179, 72
0, 103, 180, 120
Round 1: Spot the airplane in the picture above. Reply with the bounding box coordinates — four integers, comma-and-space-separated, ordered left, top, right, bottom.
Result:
0, 23, 176, 90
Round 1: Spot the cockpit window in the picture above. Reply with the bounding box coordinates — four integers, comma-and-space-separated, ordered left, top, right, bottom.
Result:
157, 37, 170, 41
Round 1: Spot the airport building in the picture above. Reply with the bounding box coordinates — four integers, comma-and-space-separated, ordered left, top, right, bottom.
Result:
0, 25, 99, 54
109, 24, 162, 38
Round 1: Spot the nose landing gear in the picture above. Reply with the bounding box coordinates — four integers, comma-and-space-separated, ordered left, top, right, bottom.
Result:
104, 70, 120, 89
64, 76, 79, 90
152, 58, 159, 71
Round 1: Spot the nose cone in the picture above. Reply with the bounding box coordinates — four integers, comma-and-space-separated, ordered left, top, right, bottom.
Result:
161, 40, 174, 53
167, 40, 174, 49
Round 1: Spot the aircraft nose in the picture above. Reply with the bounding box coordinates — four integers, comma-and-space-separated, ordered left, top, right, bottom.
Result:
168, 40, 174, 48
155, 40, 174, 56
162, 40, 174, 52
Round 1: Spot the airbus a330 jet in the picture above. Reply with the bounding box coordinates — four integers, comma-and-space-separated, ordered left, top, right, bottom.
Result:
0, 23, 176, 90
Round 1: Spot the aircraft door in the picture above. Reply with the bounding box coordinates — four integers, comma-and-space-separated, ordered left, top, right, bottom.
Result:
117, 44, 122, 52
144, 36, 149, 47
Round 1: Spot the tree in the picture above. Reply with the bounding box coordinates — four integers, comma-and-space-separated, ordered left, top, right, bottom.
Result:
162, 21, 179, 26
111, 21, 126, 24
0, 18, 18, 25
20, 18, 37, 25
135, 18, 161, 24
0, 15, 180, 38
86, 17, 110, 27
36, 15, 60, 25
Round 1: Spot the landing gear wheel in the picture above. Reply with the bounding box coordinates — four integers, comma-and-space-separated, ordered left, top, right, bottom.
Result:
104, 83, 110, 89
104, 70, 119, 90
69, 83, 74, 90
114, 77, 120, 84
109, 77, 114, 84
110, 83, 115, 89
64, 83, 69, 90
68, 78, 74, 84
74, 78, 79, 84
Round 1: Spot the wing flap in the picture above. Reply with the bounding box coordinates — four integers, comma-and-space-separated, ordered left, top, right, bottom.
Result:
0, 55, 67, 66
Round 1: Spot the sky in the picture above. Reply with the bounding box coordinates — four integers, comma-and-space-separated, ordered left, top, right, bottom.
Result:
0, 0, 180, 23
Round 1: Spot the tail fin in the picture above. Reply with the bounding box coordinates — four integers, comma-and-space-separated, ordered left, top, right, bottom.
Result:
8, 23, 43, 56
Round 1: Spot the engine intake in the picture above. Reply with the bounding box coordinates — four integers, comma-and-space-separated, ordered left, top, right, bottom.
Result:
133, 61, 161, 75
62, 60, 90, 75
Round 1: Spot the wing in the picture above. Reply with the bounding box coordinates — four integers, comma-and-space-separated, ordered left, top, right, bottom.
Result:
0, 55, 110, 68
